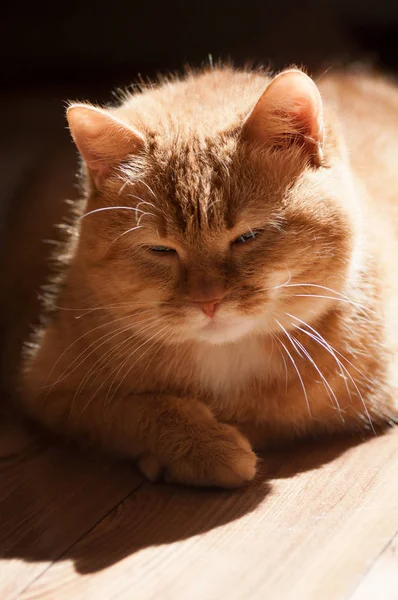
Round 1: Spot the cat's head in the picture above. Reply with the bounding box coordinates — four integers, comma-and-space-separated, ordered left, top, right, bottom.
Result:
67, 68, 357, 346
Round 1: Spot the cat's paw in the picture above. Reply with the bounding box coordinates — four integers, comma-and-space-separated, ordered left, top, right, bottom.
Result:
138, 424, 257, 488
137, 453, 163, 482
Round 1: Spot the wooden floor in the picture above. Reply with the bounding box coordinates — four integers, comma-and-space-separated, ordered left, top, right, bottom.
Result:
1, 87, 398, 600
1, 409, 398, 600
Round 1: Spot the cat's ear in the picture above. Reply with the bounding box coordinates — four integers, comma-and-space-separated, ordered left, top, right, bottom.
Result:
67, 104, 145, 188
243, 69, 324, 164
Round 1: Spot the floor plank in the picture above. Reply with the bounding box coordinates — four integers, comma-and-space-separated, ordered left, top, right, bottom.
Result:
15, 429, 398, 600
350, 533, 398, 600
0, 409, 143, 600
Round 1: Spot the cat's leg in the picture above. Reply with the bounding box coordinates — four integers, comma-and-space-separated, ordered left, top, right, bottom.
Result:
23, 390, 257, 488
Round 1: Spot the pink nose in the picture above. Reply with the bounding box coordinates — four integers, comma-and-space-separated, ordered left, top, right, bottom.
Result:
193, 301, 220, 318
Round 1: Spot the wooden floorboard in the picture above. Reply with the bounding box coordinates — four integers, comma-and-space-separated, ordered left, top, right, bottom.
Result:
0, 409, 143, 600
350, 533, 398, 600
3, 428, 396, 600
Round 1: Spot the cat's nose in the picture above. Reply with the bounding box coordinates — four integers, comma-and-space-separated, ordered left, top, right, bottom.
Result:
197, 301, 220, 318
189, 299, 221, 318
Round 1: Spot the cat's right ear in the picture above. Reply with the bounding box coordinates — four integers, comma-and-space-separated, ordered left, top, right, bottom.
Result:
67, 104, 145, 188
242, 69, 324, 165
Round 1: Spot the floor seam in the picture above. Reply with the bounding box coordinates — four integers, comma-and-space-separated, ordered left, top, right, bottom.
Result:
15, 479, 146, 599
345, 528, 398, 600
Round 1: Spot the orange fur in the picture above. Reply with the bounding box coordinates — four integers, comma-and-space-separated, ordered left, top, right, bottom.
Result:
20, 66, 398, 488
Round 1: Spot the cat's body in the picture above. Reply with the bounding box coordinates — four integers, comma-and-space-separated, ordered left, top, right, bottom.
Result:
20, 67, 398, 487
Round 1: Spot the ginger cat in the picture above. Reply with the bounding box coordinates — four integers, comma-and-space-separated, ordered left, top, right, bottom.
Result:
20, 66, 398, 487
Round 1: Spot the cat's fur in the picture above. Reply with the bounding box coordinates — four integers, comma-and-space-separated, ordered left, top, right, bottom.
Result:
20, 66, 398, 487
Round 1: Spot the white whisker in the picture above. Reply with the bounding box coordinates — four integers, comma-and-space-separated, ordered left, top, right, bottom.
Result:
40, 297, 172, 314
78, 321, 167, 417
44, 312, 160, 392
78, 206, 148, 221
257, 272, 292, 292
118, 181, 129, 196
287, 314, 376, 434
289, 330, 343, 419
71, 316, 163, 406
139, 180, 157, 199
42, 313, 146, 390
127, 195, 156, 211
275, 319, 311, 417
286, 313, 352, 399
107, 323, 170, 403
107, 225, 143, 248
291, 293, 378, 316
270, 331, 288, 391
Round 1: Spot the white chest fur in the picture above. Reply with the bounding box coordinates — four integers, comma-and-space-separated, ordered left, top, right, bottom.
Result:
192, 335, 281, 396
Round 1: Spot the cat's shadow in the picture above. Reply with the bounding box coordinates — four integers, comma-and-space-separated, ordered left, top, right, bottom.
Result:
0, 406, 368, 576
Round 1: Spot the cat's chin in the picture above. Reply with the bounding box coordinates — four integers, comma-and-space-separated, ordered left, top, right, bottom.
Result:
190, 316, 261, 345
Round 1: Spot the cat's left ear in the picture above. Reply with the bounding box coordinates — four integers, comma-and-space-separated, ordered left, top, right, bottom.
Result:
67, 104, 145, 188
242, 69, 324, 165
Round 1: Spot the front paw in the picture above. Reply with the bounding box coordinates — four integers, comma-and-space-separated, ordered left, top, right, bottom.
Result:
138, 423, 257, 489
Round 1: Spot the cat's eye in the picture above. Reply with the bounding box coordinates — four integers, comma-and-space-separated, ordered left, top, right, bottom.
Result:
149, 245, 176, 253
233, 230, 260, 244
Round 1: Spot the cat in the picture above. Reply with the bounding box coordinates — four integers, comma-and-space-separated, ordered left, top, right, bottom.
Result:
19, 65, 398, 488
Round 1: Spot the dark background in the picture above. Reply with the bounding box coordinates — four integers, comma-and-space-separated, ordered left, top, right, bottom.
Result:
1, 0, 398, 387
3, 0, 398, 91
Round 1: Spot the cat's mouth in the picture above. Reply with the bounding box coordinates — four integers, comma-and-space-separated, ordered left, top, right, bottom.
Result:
193, 312, 262, 344
202, 319, 230, 333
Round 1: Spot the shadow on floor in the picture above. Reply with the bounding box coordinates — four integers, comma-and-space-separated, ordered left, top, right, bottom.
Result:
0, 403, 368, 575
